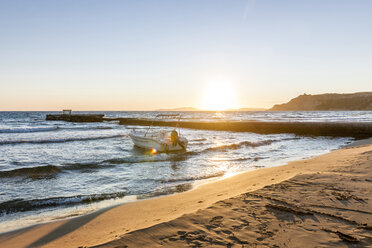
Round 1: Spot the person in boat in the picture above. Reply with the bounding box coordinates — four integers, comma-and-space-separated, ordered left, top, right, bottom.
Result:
170, 129, 179, 146
170, 129, 186, 150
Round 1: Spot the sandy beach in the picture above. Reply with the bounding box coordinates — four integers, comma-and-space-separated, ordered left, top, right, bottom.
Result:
1, 141, 371, 248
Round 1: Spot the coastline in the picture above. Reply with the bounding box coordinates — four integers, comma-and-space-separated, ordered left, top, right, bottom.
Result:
1, 141, 371, 247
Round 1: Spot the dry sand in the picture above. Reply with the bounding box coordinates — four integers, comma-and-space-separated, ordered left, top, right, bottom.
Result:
1, 142, 371, 247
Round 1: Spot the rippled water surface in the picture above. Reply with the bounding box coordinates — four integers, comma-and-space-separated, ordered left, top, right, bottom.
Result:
0, 111, 363, 232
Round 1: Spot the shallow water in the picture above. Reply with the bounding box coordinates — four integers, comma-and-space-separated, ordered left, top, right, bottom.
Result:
0, 111, 361, 232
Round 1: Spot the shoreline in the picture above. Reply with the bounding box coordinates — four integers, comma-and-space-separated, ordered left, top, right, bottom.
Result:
1, 140, 371, 247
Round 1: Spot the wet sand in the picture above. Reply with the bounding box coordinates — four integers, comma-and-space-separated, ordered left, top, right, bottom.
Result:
1, 142, 371, 247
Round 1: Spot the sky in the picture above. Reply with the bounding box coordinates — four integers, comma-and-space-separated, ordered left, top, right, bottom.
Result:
0, 0, 371, 111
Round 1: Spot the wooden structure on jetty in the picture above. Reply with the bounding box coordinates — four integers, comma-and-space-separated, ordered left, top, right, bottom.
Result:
46, 110, 104, 122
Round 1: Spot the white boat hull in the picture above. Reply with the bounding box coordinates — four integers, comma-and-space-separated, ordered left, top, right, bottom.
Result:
129, 132, 188, 152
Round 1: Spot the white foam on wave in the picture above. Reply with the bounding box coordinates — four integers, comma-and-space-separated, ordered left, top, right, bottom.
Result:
0, 134, 125, 145
0, 191, 127, 216
0, 126, 58, 134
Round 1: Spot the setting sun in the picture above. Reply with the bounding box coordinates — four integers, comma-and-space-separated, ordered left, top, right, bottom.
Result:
200, 81, 238, 111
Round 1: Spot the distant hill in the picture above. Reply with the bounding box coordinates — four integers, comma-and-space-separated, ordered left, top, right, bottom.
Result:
270, 92, 372, 111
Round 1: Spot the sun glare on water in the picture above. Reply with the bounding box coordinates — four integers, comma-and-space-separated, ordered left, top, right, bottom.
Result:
200, 81, 238, 111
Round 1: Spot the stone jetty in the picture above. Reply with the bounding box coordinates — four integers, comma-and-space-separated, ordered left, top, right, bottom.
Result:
45, 111, 372, 138
46, 110, 104, 122
117, 118, 372, 139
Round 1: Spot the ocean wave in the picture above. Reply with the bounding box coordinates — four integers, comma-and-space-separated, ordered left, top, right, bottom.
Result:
232, 157, 254, 161
212, 157, 251, 162
0, 134, 125, 145
137, 183, 192, 199
0, 154, 193, 179
191, 138, 207, 142
204, 140, 277, 152
62, 162, 109, 170
158, 171, 225, 183
0, 126, 58, 134
0, 154, 189, 179
59, 126, 115, 131
0, 125, 116, 134
0, 165, 62, 178
0, 162, 114, 179
0, 191, 126, 216
103, 154, 183, 164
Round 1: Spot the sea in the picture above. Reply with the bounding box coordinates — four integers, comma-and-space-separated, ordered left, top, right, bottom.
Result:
1, 111, 371, 233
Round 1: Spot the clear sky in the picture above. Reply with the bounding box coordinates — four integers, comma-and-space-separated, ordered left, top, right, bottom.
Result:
1, 0, 371, 110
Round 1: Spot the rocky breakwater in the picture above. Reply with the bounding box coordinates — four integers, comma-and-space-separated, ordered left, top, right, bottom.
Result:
118, 118, 372, 139
46, 114, 104, 122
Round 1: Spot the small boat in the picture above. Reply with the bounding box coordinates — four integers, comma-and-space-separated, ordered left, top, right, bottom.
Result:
129, 114, 188, 152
